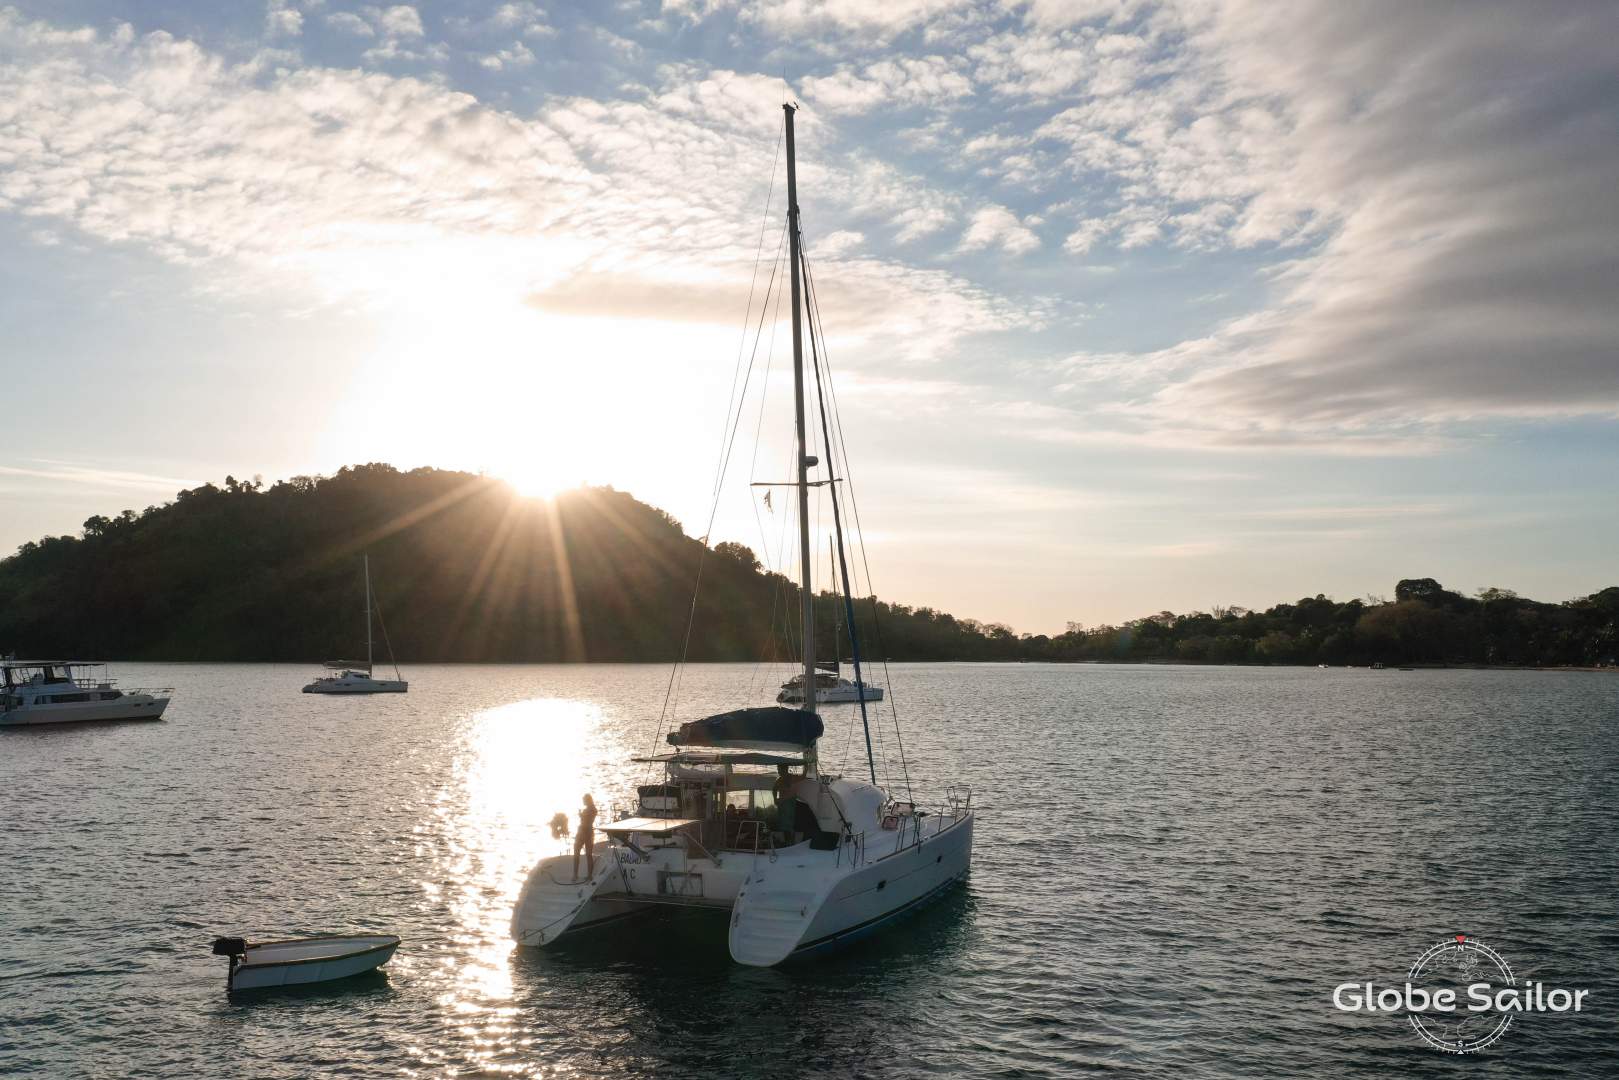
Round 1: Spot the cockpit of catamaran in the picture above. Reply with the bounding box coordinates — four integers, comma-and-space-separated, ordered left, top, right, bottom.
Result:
632, 765, 837, 852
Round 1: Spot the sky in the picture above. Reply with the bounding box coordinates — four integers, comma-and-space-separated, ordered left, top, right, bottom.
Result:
1, 0, 1616, 634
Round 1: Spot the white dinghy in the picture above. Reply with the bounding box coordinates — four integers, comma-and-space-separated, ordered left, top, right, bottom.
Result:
211, 934, 400, 991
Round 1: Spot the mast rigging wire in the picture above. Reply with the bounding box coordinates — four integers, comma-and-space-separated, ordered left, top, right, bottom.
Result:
800, 244, 913, 801
650, 128, 786, 756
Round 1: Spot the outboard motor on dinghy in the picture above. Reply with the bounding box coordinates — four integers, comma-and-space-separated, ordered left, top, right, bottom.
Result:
212, 937, 248, 989
212, 937, 247, 959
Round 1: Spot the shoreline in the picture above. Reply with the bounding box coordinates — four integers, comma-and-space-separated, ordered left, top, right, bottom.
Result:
60, 658, 1619, 672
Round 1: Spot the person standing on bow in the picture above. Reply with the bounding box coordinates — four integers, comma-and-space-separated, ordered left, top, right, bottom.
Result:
572, 793, 598, 880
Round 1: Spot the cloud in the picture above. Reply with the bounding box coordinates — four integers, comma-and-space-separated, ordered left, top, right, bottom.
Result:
335, 3, 437, 61
1062, 217, 1108, 253
266, 1, 303, 37
527, 253, 1018, 362
743, 0, 973, 39
1008, 0, 1147, 30
324, 12, 375, 37
958, 205, 1040, 255
444, 2, 554, 41
801, 56, 973, 115
364, 5, 423, 38
0, 14, 591, 289
478, 41, 535, 71
1135, 0, 1619, 430
972, 27, 1154, 100
892, 206, 954, 243
940, 0, 1619, 441
0, 15, 1022, 370
817, 229, 864, 256
5, 0, 1614, 456
490, 2, 556, 38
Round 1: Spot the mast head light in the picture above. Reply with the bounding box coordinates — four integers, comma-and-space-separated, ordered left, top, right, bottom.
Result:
803, 455, 819, 467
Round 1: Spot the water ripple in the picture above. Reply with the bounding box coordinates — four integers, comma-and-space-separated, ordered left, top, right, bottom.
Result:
1, 663, 1615, 1077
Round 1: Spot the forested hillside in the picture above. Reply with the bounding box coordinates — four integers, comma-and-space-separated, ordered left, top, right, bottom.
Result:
1, 464, 1614, 667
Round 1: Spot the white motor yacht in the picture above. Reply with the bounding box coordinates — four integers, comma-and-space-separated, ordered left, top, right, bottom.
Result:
512, 103, 973, 967
303, 555, 408, 694
0, 660, 172, 726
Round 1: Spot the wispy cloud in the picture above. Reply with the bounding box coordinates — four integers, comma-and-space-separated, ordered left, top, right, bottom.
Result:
0, 461, 195, 493
0, 16, 1020, 361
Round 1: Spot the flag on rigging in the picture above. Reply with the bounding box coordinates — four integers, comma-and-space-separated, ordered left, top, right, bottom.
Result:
763, 490, 773, 512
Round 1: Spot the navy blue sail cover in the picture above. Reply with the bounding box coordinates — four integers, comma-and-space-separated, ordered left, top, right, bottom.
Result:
668, 706, 824, 749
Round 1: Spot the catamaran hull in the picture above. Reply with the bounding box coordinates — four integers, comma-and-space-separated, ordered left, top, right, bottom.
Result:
791, 815, 972, 959
0, 695, 170, 726
728, 813, 974, 966
776, 686, 885, 704
303, 681, 407, 694
513, 853, 666, 946
773, 689, 887, 705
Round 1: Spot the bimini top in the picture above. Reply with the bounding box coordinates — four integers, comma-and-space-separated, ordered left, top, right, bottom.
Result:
667, 706, 824, 750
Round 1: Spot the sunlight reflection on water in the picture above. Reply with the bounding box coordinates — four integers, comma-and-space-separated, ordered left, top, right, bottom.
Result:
428, 695, 635, 1068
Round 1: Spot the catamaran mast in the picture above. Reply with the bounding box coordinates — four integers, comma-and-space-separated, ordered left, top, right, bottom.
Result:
784, 103, 816, 722
364, 554, 373, 673
802, 246, 879, 785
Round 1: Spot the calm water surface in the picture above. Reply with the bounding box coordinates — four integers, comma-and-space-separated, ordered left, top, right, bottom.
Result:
1, 663, 1615, 1078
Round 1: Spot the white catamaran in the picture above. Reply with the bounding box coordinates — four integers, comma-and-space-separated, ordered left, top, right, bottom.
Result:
777, 541, 885, 705
302, 555, 408, 694
511, 104, 974, 967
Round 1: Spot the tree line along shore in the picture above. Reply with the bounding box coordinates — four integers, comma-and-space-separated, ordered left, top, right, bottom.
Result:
1, 464, 1614, 668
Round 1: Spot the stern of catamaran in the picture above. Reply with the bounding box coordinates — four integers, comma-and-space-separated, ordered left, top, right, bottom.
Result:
512, 708, 824, 944
512, 705, 974, 967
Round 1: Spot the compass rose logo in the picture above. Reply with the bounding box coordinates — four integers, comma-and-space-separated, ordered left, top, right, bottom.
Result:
1407, 935, 1515, 1053
1333, 933, 1592, 1053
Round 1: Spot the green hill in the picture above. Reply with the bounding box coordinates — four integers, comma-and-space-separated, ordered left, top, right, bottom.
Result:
1, 463, 1614, 667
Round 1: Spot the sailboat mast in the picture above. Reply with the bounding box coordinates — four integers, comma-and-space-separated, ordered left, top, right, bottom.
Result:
829, 536, 838, 667
784, 103, 815, 716
364, 554, 373, 672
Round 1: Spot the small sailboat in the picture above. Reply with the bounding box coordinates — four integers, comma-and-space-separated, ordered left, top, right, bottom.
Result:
211, 933, 400, 991
302, 555, 408, 694
512, 103, 973, 967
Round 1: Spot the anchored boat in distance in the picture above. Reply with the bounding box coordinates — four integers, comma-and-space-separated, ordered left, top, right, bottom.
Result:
303, 555, 408, 694
0, 660, 172, 726
776, 662, 885, 704
511, 102, 974, 966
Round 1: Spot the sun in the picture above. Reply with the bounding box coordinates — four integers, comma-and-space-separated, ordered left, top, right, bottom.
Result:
504, 464, 574, 500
